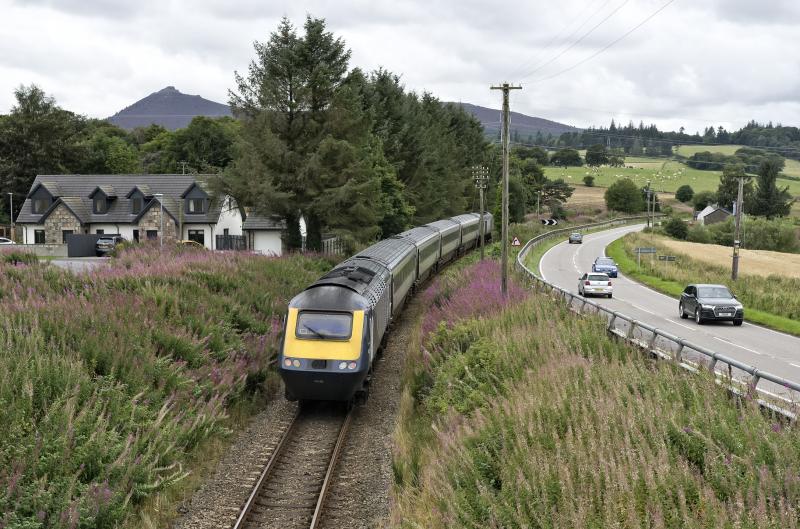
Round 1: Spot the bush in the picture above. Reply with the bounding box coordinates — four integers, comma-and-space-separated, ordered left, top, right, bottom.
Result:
664, 217, 689, 240
686, 224, 713, 243
675, 184, 694, 203
692, 190, 717, 210
604, 178, 645, 213
0, 250, 39, 265
583, 175, 595, 187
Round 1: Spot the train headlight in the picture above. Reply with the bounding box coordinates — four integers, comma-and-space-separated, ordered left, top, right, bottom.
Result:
338, 361, 348, 370
347, 362, 357, 370
283, 358, 292, 367
292, 359, 301, 368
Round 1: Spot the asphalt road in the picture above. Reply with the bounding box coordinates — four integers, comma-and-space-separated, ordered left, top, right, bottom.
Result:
540, 224, 800, 400
50, 257, 108, 273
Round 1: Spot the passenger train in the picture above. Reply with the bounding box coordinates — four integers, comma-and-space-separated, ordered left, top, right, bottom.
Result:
279, 212, 493, 402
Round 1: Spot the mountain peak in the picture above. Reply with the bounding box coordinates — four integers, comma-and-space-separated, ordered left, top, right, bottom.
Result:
108, 86, 231, 131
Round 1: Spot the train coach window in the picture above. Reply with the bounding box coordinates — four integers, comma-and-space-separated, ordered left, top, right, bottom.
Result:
296, 312, 353, 340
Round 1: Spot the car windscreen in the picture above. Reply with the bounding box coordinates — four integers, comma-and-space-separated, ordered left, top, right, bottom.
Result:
588, 274, 609, 282
596, 259, 615, 266
97, 238, 115, 244
697, 286, 732, 299
296, 311, 353, 340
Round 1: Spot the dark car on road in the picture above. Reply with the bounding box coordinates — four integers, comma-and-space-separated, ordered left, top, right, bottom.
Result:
679, 284, 744, 326
592, 257, 618, 277
95, 235, 125, 256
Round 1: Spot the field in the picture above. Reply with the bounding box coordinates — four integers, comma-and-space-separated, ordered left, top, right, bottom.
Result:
607, 233, 800, 335
545, 161, 725, 193
657, 238, 800, 279
0, 245, 336, 528
675, 144, 744, 157
391, 258, 800, 528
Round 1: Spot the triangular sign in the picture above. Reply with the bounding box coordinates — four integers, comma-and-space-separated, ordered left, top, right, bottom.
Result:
511, 236, 521, 246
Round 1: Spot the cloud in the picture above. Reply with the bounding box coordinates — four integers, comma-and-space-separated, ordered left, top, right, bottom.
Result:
0, 0, 798, 134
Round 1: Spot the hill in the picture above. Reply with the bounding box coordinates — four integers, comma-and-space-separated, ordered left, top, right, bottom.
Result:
107, 86, 232, 130
451, 102, 580, 141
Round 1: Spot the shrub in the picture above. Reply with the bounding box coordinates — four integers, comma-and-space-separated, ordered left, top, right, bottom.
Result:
664, 217, 689, 240
675, 184, 694, 203
582, 175, 595, 187
604, 178, 644, 213
692, 190, 717, 210
686, 224, 713, 243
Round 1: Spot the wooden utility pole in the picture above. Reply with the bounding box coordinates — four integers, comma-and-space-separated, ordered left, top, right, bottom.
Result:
491, 83, 521, 297
645, 181, 651, 228
732, 175, 744, 280
473, 165, 489, 260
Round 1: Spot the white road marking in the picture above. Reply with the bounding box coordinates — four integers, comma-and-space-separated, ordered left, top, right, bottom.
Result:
790, 363, 800, 369
671, 321, 696, 332
713, 336, 762, 355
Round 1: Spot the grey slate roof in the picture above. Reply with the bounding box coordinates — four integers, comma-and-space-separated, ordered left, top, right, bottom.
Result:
242, 213, 286, 231
16, 174, 223, 225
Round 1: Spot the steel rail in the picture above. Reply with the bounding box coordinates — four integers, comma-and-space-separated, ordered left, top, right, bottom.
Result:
310, 409, 354, 529
232, 408, 302, 529
515, 216, 799, 420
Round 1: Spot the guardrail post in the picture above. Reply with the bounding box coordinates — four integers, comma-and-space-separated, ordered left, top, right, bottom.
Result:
749, 371, 761, 395
607, 313, 616, 331
579, 298, 587, 314
708, 355, 718, 373
648, 330, 658, 351
674, 344, 684, 363
627, 320, 637, 341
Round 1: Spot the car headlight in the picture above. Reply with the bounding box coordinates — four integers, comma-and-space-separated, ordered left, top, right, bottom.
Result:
701, 304, 715, 310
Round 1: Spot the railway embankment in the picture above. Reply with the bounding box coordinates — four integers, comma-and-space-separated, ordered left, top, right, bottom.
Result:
391, 257, 800, 527
0, 245, 336, 528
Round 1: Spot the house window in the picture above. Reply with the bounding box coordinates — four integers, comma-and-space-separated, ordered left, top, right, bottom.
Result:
96, 229, 104, 235
223, 228, 230, 236
132, 197, 143, 214
34, 230, 45, 244
187, 198, 204, 214
133, 229, 139, 242
33, 198, 49, 214
94, 197, 108, 214
146, 230, 158, 241
188, 229, 205, 246
62, 230, 73, 244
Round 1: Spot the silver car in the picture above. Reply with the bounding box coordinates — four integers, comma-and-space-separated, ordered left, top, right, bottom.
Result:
568, 232, 583, 244
579, 272, 613, 298
0, 237, 13, 245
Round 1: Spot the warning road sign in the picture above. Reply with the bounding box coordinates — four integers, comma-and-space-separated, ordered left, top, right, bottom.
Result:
511, 237, 521, 247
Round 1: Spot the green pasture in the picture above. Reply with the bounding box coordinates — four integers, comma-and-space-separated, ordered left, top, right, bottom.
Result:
675, 144, 744, 157
545, 161, 722, 193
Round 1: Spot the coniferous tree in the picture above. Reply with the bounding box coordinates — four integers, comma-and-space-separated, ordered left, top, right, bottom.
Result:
716, 164, 753, 213
750, 159, 793, 218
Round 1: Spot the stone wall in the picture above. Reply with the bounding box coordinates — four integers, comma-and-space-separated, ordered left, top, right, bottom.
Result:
137, 207, 179, 242
42, 204, 82, 244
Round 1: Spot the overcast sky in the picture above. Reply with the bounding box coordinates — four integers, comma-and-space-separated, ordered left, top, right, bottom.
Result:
2, 0, 799, 133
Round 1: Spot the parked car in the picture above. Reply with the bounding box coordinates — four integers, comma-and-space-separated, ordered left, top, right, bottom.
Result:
0, 237, 13, 245
568, 232, 583, 244
679, 283, 744, 326
592, 257, 618, 277
95, 235, 125, 256
579, 272, 612, 298
179, 240, 206, 249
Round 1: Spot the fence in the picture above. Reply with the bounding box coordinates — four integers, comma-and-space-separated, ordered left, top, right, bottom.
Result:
515, 215, 799, 421
216, 234, 247, 251
300, 235, 346, 255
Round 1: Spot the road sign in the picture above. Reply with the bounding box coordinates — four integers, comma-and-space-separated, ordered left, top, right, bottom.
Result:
540, 219, 559, 226
634, 247, 657, 254
658, 255, 677, 262
511, 236, 521, 247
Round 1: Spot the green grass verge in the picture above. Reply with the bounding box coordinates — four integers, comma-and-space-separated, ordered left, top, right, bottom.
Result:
606, 238, 800, 336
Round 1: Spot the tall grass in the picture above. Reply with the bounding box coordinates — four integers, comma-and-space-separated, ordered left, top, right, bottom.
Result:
0, 244, 335, 527
392, 259, 800, 528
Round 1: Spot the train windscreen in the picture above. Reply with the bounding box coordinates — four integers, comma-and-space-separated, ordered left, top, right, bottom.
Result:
296, 311, 353, 340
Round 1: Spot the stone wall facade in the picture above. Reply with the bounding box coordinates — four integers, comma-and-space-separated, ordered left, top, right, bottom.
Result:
137, 207, 179, 242
42, 204, 82, 244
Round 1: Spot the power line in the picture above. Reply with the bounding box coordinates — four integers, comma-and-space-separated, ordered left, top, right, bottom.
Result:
526, 0, 677, 84
507, 0, 611, 79
517, 0, 631, 81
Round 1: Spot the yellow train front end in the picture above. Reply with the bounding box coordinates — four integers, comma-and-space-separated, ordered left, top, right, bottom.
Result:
279, 290, 373, 402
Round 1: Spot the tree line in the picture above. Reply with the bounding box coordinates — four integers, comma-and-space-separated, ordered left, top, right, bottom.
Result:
0, 17, 489, 249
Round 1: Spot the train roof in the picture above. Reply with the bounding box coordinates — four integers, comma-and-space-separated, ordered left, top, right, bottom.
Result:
425, 219, 459, 234
355, 237, 416, 270
393, 226, 438, 245
298, 257, 391, 310
450, 213, 480, 225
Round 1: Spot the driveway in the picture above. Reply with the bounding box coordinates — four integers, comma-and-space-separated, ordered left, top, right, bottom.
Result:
49, 257, 109, 273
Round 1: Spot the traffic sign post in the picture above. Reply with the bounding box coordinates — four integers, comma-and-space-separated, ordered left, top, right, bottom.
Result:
540, 219, 559, 226
634, 247, 657, 269
511, 236, 521, 247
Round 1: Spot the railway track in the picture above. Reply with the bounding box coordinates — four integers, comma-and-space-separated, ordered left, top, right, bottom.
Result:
232, 403, 353, 529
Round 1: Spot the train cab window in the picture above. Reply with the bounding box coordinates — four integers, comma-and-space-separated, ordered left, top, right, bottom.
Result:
296, 312, 353, 340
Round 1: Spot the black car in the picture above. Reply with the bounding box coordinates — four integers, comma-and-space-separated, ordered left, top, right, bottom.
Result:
679, 284, 744, 326
96, 235, 125, 256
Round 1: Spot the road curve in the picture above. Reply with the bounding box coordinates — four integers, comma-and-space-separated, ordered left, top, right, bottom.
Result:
539, 224, 800, 399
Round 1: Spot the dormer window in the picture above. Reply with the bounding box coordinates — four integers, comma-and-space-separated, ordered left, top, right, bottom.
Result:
94, 197, 108, 214
132, 196, 143, 214
33, 198, 50, 214
187, 198, 205, 214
